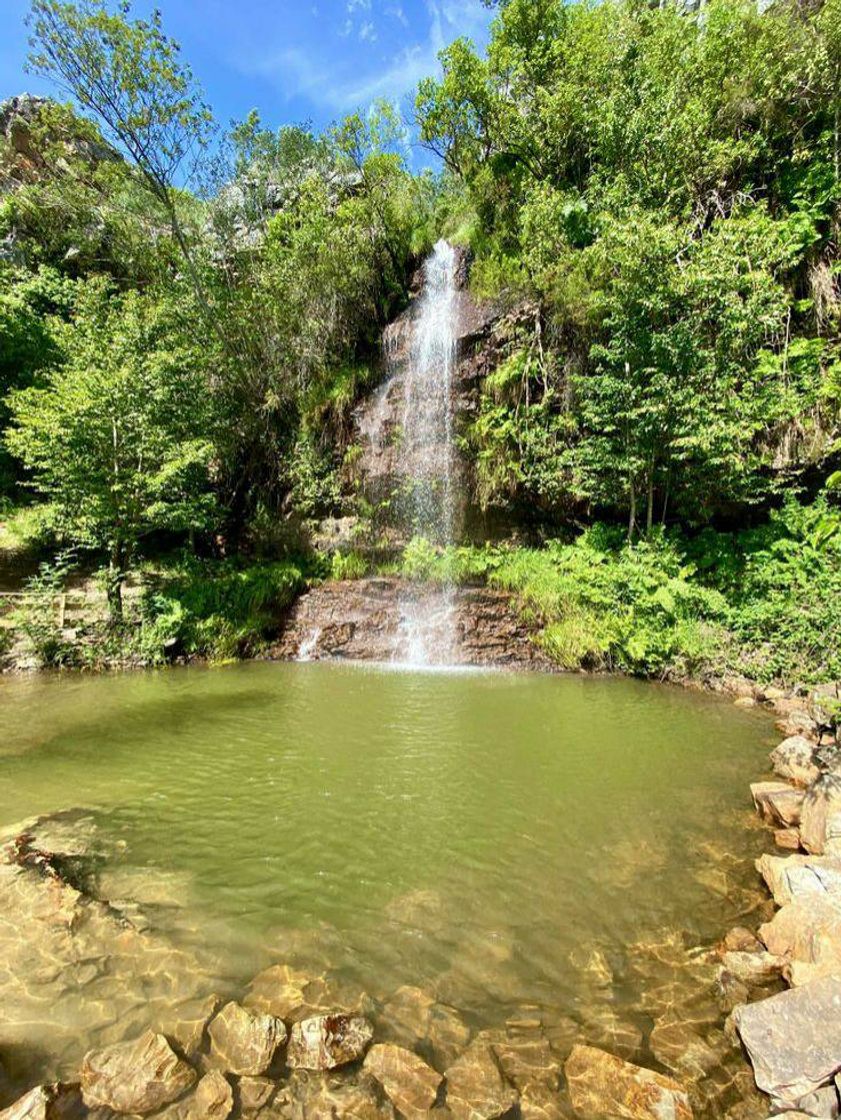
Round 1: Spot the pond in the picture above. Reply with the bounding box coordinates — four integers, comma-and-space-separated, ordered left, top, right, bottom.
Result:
0, 662, 773, 1099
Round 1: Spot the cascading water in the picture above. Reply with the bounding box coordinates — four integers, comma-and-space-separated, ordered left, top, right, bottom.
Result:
393, 239, 460, 665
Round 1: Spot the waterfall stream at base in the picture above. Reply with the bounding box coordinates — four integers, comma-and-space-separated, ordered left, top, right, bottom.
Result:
392, 239, 459, 666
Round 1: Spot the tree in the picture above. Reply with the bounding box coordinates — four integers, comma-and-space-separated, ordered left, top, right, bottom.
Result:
6, 279, 216, 618
26, 0, 216, 319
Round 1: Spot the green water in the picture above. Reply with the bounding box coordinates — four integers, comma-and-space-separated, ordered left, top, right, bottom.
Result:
0, 662, 773, 1084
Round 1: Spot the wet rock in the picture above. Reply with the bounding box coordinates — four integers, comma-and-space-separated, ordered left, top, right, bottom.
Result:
751, 782, 805, 827
717, 970, 751, 1014
287, 1014, 374, 1070
443, 1041, 518, 1120
208, 1001, 287, 1076
517, 1084, 567, 1120
801, 778, 841, 856
364, 1043, 443, 1119
776, 827, 803, 850
80, 1030, 197, 1114
723, 927, 763, 953
567, 946, 613, 988
278, 1070, 395, 1119
721, 950, 785, 985
756, 853, 841, 906
733, 975, 841, 1104
649, 1013, 721, 1080
564, 1044, 692, 1120
379, 986, 471, 1070
191, 1072, 233, 1120
0, 1084, 82, 1120
161, 994, 221, 1059
771, 737, 821, 788
491, 1034, 560, 1094
237, 1076, 276, 1114
578, 1007, 643, 1061
245, 965, 372, 1022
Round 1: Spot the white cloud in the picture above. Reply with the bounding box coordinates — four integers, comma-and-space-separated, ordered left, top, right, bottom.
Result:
359, 20, 377, 41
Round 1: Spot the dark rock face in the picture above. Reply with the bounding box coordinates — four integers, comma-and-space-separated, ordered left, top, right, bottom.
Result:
269, 578, 554, 672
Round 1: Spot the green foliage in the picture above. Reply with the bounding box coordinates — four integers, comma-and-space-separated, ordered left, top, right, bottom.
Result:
10, 552, 77, 666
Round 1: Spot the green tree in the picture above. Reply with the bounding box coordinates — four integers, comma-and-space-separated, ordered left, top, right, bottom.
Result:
6, 279, 215, 617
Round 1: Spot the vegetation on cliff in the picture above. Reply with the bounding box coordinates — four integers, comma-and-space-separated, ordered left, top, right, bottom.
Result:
1, 0, 840, 680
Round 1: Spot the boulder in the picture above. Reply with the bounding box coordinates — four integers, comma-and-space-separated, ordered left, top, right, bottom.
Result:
364, 1043, 442, 1120
208, 1001, 287, 1076
237, 1077, 276, 1114
776, 828, 802, 850
723, 927, 762, 953
792, 1085, 840, 1118
649, 1013, 721, 1080
732, 975, 841, 1104
0, 1085, 81, 1120
161, 994, 221, 1059
756, 853, 841, 906
564, 1045, 692, 1120
721, 950, 785, 985
759, 898, 841, 986
802, 779, 841, 855
379, 985, 471, 1069
287, 1014, 374, 1070
771, 737, 822, 788
517, 1084, 565, 1120
752, 782, 805, 827
278, 1070, 395, 1118
80, 1030, 197, 1114
443, 1041, 518, 1120
490, 1035, 560, 1093
191, 1072, 233, 1120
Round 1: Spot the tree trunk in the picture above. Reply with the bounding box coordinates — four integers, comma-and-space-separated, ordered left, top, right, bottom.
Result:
628, 478, 637, 542
646, 472, 654, 534
107, 543, 125, 624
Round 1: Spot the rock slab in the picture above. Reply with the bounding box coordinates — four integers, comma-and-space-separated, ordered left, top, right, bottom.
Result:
733, 975, 841, 1104
208, 1001, 287, 1076
286, 1014, 373, 1070
364, 1043, 442, 1120
564, 1044, 692, 1120
80, 1030, 197, 1114
444, 1040, 518, 1120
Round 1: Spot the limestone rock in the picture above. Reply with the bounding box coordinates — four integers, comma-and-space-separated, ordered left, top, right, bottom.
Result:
364, 1043, 442, 1120
733, 975, 841, 1104
752, 782, 805, 827
237, 1077, 276, 1114
760, 898, 841, 986
208, 1001, 287, 1076
379, 985, 471, 1070
287, 1014, 374, 1070
793, 1085, 840, 1118
0, 1085, 81, 1120
444, 1041, 518, 1120
564, 1045, 692, 1120
771, 737, 821, 788
80, 1030, 197, 1114
776, 828, 802, 850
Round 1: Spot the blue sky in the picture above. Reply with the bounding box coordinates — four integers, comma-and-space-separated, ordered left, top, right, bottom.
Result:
1, 0, 493, 162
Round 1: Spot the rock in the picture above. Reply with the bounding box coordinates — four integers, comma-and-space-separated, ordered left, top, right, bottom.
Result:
80, 1030, 197, 1114
208, 1001, 287, 1076
717, 970, 750, 1014
245, 965, 372, 1022
777, 711, 820, 740
752, 782, 805, 827
735, 697, 757, 709
776, 827, 803, 850
793, 1086, 840, 1118
0, 1085, 81, 1120
759, 899, 841, 986
491, 1034, 560, 1094
578, 1007, 643, 1061
802, 778, 841, 855
732, 975, 841, 1104
443, 1041, 518, 1120
364, 1043, 442, 1120
287, 1014, 374, 1070
161, 994, 221, 1059
517, 1084, 566, 1120
721, 950, 785, 985
649, 1013, 721, 1081
771, 737, 821, 787
379, 986, 471, 1070
756, 853, 841, 906
564, 1045, 692, 1120
723, 927, 762, 953
237, 1076, 276, 1114
191, 1072, 233, 1120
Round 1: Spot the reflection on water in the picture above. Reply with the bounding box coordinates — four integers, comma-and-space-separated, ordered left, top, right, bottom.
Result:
0, 663, 773, 1100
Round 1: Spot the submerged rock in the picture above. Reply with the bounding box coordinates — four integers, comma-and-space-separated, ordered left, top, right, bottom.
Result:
190, 1072, 233, 1120
277, 1070, 395, 1119
564, 1044, 692, 1120
771, 737, 821, 788
0, 1084, 82, 1120
720, 949, 785, 985
379, 985, 471, 1070
364, 1043, 442, 1119
443, 1040, 518, 1120
236, 1076, 276, 1114
80, 1030, 197, 1114
208, 1001, 287, 1076
732, 975, 841, 1104
286, 1014, 374, 1070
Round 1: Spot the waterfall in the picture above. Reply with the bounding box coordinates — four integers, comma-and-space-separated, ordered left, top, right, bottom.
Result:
394, 239, 459, 665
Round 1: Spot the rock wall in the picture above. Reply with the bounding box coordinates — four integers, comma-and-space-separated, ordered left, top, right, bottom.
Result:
269, 577, 554, 672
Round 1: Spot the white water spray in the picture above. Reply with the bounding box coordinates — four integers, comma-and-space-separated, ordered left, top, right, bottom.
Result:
394, 239, 460, 665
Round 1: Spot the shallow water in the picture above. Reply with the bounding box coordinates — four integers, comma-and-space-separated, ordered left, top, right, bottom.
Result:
0, 662, 774, 1091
